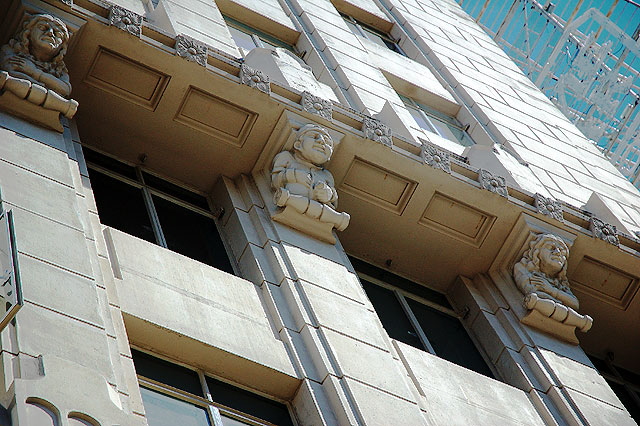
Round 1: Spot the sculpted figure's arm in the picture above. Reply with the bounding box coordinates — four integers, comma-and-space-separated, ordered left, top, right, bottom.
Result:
312, 172, 337, 206
3, 55, 71, 97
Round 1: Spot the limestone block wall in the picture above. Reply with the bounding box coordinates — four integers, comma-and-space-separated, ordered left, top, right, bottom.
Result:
146, 0, 640, 234
0, 113, 141, 425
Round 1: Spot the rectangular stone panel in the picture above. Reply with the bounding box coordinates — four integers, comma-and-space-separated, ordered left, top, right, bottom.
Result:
419, 192, 495, 247
174, 87, 257, 147
571, 257, 638, 309
85, 48, 169, 110
340, 158, 416, 214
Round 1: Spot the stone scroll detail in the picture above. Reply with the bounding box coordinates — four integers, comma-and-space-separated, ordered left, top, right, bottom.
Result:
109, 5, 143, 38
240, 64, 270, 94
175, 35, 208, 66
590, 217, 620, 246
0, 13, 78, 118
422, 144, 451, 173
535, 193, 563, 222
479, 169, 508, 198
513, 233, 593, 340
362, 116, 392, 147
301, 91, 332, 120
271, 124, 349, 243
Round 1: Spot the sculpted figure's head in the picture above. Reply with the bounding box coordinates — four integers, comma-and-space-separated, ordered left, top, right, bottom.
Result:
10, 14, 69, 70
294, 124, 334, 166
524, 233, 569, 280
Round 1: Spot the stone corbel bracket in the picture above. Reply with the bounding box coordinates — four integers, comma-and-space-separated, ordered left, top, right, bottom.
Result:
175, 35, 208, 67
240, 64, 270, 95
301, 91, 332, 120
362, 116, 392, 147
109, 5, 143, 38
489, 213, 591, 344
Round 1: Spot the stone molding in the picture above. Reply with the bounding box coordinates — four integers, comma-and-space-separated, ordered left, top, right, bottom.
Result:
270, 124, 349, 243
301, 91, 332, 120
175, 35, 208, 66
109, 5, 142, 38
422, 144, 451, 173
479, 169, 508, 197
240, 64, 270, 94
362, 116, 392, 147
590, 217, 620, 246
534, 193, 563, 222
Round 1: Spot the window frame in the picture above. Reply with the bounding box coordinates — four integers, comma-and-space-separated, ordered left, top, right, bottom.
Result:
84, 148, 237, 275
134, 349, 295, 426
340, 13, 405, 55
353, 261, 498, 379
223, 15, 297, 56
587, 354, 640, 421
400, 94, 475, 147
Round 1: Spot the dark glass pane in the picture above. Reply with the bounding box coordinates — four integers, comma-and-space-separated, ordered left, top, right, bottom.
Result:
152, 196, 234, 273
607, 380, 640, 422
587, 355, 609, 373
205, 376, 293, 426
83, 147, 137, 180
142, 172, 210, 210
132, 350, 203, 396
350, 257, 451, 309
617, 365, 640, 387
407, 299, 494, 378
140, 387, 211, 426
361, 280, 424, 350
88, 168, 156, 243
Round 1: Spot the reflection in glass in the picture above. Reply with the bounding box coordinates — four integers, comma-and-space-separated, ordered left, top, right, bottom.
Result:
140, 387, 210, 426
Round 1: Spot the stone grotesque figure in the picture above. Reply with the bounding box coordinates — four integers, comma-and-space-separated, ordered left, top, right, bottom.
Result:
0, 14, 78, 118
513, 233, 592, 334
271, 125, 350, 239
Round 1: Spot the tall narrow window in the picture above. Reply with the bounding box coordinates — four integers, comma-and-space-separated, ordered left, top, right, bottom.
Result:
132, 349, 295, 426
400, 94, 475, 147
84, 147, 234, 274
351, 257, 495, 378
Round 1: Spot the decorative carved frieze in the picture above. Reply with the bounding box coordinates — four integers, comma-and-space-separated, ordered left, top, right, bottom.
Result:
0, 13, 79, 128
271, 124, 349, 243
175, 35, 207, 66
513, 233, 593, 341
59, 0, 72, 5
301, 91, 332, 120
422, 144, 451, 174
109, 6, 143, 38
362, 116, 392, 147
240, 64, 270, 94
534, 193, 563, 221
590, 217, 620, 246
479, 169, 508, 197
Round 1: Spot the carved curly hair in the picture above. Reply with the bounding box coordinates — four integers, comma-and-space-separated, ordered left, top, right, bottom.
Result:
516, 233, 571, 291
8, 14, 69, 78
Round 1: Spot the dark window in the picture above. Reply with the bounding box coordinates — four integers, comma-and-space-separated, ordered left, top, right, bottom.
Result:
84, 147, 234, 274
340, 13, 405, 55
354, 257, 494, 378
132, 350, 295, 426
587, 354, 640, 422
223, 15, 296, 56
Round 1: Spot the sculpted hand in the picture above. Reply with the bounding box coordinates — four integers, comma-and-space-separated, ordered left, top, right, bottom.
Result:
6, 57, 39, 78
312, 182, 333, 203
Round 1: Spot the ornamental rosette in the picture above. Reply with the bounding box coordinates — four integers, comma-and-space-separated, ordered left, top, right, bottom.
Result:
240, 64, 270, 94
534, 193, 563, 221
363, 116, 392, 147
175, 35, 208, 66
590, 217, 620, 246
301, 91, 332, 120
109, 5, 142, 37
422, 144, 451, 173
478, 169, 508, 197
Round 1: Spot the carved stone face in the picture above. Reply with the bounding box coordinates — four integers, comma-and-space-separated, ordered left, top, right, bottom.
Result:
295, 128, 333, 165
29, 17, 67, 60
538, 239, 567, 277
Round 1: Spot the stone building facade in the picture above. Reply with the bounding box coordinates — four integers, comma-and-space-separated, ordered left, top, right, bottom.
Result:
0, 0, 638, 425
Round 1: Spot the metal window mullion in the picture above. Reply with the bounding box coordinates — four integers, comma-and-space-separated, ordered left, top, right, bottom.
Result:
137, 169, 168, 248
199, 371, 225, 426
395, 291, 436, 355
